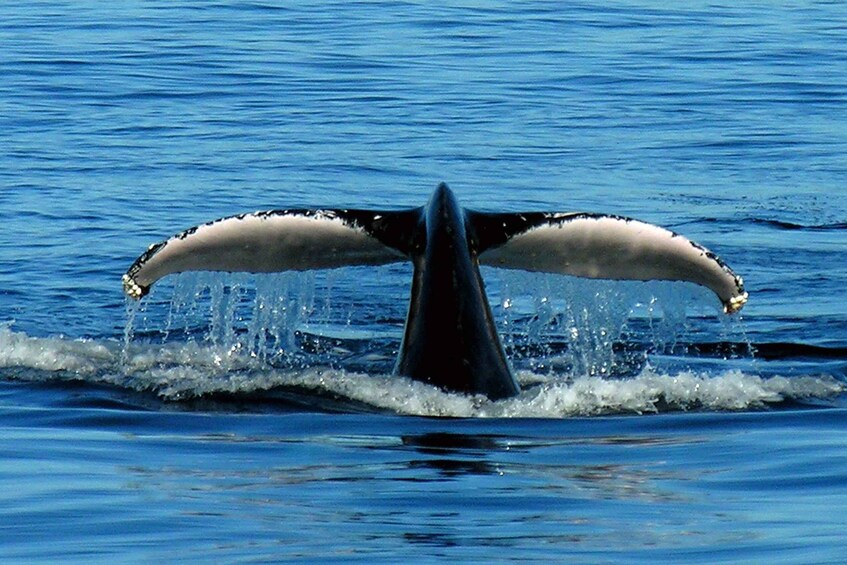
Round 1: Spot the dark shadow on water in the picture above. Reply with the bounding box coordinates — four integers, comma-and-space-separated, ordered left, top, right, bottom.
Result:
401, 432, 503, 477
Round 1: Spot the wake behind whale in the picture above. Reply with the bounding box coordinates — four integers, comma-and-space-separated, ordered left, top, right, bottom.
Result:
0, 313, 843, 416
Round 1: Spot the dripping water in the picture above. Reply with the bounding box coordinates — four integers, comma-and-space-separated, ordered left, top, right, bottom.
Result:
123, 266, 757, 384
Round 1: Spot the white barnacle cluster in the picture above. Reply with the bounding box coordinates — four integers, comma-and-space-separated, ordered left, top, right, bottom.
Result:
724, 290, 748, 314
314, 209, 343, 223
121, 273, 145, 300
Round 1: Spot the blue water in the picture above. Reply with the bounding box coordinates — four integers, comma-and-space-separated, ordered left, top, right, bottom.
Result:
2, 2, 847, 562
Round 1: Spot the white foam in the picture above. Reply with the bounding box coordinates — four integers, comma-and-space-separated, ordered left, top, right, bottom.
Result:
0, 322, 116, 374
1, 324, 843, 416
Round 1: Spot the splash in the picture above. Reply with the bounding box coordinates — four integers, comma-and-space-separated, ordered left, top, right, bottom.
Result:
125, 269, 753, 379
1, 323, 843, 416
3, 268, 842, 415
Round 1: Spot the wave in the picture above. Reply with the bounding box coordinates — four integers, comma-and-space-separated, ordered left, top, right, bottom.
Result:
692, 217, 847, 232
1, 325, 843, 417
747, 218, 847, 232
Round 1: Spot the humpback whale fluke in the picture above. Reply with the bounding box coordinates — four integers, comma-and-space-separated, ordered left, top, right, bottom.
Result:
123, 183, 747, 399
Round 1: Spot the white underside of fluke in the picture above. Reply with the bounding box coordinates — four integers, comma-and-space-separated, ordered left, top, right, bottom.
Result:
123, 210, 406, 299
123, 193, 747, 315
479, 214, 747, 313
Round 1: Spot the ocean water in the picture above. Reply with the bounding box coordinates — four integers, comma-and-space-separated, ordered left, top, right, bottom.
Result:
2, 1, 846, 563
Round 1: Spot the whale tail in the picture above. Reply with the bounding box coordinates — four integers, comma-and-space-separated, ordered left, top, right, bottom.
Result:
123, 200, 747, 314
122, 184, 747, 400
